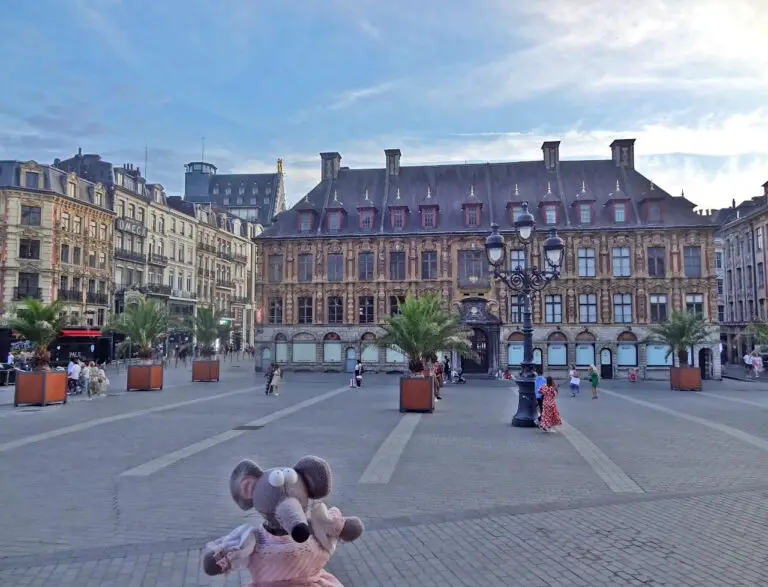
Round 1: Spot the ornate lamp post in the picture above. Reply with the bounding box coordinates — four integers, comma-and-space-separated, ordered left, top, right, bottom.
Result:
485, 202, 565, 427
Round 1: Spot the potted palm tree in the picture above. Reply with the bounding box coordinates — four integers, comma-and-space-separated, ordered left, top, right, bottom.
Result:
106, 294, 168, 391
647, 309, 712, 391
192, 306, 222, 382
377, 294, 474, 412
10, 298, 68, 407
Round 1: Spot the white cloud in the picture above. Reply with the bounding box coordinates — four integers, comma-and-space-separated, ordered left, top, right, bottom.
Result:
328, 82, 398, 111
230, 110, 768, 210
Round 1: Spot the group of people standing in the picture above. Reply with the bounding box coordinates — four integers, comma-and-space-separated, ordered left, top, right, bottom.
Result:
744, 351, 765, 379
263, 362, 282, 396
534, 364, 600, 432
66, 359, 109, 399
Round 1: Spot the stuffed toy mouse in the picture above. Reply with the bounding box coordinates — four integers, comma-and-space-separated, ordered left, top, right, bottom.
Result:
202, 455, 364, 586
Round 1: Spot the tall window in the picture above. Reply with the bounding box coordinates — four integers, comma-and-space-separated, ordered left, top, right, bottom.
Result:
579, 204, 591, 224
458, 250, 486, 285
389, 251, 406, 280
60, 244, 69, 263
613, 202, 627, 223
327, 253, 344, 281
717, 278, 724, 295
718, 305, 725, 322
647, 201, 661, 222
421, 251, 437, 280
648, 247, 665, 277
579, 294, 597, 323
510, 249, 525, 271
24, 172, 40, 189
298, 254, 312, 282
327, 296, 344, 324
683, 246, 701, 278
759, 263, 765, 288
686, 293, 704, 318
391, 209, 404, 229
544, 205, 557, 224
390, 295, 405, 316
73, 247, 81, 265
422, 208, 436, 228
509, 296, 522, 323
577, 248, 595, 277
359, 252, 374, 281
19, 239, 40, 260
360, 210, 373, 230
297, 296, 313, 324
613, 293, 633, 323
359, 296, 374, 324
545, 295, 562, 323
612, 247, 631, 276
649, 294, 667, 323
758, 228, 764, 251
268, 255, 283, 283
715, 251, 723, 269
466, 207, 479, 227
21, 205, 41, 226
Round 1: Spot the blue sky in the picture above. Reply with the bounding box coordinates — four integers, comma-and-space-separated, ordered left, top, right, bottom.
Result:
1, 0, 766, 208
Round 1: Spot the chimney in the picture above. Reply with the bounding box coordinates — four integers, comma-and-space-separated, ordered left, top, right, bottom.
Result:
541, 141, 560, 171
385, 149, 401, 176
610, 139, 636, 169
732, 198, 736, 208
320, 152, 341, 181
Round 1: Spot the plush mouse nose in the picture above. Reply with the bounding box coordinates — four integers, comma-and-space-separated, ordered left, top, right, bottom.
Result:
291, 523, 310, 543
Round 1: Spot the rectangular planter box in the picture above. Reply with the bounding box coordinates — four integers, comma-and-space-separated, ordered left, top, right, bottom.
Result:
399, 376, 434, 413
127, 364, 164, 391
192, 359, 220, 382
670, 366, 702, 391
15, 371, 67, 407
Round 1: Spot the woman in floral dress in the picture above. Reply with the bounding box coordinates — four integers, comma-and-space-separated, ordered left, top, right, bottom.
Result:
86, 361, 101, 399
539, 376, 562, 432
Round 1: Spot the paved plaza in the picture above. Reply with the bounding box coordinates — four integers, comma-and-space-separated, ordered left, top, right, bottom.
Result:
1, 365, 768, 586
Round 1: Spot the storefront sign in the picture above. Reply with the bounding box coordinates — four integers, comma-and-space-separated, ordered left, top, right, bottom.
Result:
115, 217, 147, 237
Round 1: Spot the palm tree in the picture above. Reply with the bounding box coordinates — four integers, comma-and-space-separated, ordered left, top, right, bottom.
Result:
105, 296, 168, 360
376, 294, 475, 374
8, 298, 67, 369
646, 309, 712, 366
194, 306, 222, 357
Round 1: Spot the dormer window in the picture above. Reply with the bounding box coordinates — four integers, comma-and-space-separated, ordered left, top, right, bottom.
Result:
421, 207, 436, 228
614, 202, 627, 223
579, 204, 592, 224
465, 205, 481, 228
391, 208, 405, 229
212, 186, 219, 195
511, 205, 524, 222
360, 210, 374, 230
298, 212, 313, 232
647, 201, 662, 222
225, 187, 231, 196
544, 204, 557, 225
327, 212, 341, 231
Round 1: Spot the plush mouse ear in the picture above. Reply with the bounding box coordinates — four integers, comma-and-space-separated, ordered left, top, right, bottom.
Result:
294, 455, 332, 499
229, 459, 262, 510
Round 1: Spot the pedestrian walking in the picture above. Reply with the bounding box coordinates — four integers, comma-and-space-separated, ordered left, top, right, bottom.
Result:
86, 361, 100, 399
752, 350, 763, 379
264, 363, 275, 395
269, 365, 281, 396
354, 360, 363, 388
97, 362, 109, 397
568, 365, 580, 397
588, 364, 599, 399
538, 376, 562, 432
534, 374, 546, 425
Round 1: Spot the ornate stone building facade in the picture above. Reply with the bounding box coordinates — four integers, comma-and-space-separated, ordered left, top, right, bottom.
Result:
0, 160, 114, 325
256, 141, 721, 379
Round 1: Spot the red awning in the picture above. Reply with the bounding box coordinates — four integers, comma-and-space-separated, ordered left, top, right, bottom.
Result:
61, 329, 101, 337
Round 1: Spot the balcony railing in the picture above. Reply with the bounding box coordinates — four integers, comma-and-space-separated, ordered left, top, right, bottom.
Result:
216, 279, 235, 289
143, 283, 172, 296
197, 242, 216, 254
217, 250, 233, 261
14, 287, 42, 300
86, 291, 109, 305
58, 289, 82, 302
231, 296, 249, 305
233, 253, 248, 264
115, 248, 146, 263
148, 253, 168, 266
170, 289, 197, 300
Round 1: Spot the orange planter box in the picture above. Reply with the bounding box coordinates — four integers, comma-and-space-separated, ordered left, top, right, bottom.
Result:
399, 376, 434, 413
192, 359, 220, 382
670, 366, 702, 391
127, 364, 164, 391
15, 371, 67, 407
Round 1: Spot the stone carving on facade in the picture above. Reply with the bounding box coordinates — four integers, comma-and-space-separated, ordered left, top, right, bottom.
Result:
566, 288, 576, 322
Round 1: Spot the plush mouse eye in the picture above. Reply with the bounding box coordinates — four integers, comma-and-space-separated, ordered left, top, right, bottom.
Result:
268, 470, 285, 487
283, 468, 299, 485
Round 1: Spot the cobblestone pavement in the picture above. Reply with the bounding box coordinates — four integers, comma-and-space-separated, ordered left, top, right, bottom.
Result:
2, 373, 768, 585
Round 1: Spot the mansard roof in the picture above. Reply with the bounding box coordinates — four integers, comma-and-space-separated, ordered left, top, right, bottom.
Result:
261, 141, 710, 239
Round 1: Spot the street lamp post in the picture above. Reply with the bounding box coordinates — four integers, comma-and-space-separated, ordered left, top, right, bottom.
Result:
485, 202, 565, 427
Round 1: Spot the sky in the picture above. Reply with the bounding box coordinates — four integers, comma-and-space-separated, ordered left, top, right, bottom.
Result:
1, 0, 767, 209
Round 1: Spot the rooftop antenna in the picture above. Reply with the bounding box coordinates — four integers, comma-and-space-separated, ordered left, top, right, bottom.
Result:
201, 137, 205, 161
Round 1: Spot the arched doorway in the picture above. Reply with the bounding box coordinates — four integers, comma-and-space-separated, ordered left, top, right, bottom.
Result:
599, 348, 613, 380
462, 328, 489, 373
699, 348, 712, 380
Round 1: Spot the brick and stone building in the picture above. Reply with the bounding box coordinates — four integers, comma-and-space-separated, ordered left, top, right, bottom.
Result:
255, 140, 721, 380
0, 160, 114, 325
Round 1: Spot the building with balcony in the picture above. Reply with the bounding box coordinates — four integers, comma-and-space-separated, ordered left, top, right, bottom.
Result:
0, 160, 114, 325
255, 142, 721, 379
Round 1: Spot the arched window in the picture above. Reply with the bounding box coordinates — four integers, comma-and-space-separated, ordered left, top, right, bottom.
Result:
323, 332, 342, 363
617, 331, 638, 366
361, 332, 378, 362
547, 332, 568, 366
507, 332, 524, 365
575, 331, 596, 366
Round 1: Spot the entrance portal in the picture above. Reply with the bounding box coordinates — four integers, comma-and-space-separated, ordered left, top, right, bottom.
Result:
462, 328, 489, 373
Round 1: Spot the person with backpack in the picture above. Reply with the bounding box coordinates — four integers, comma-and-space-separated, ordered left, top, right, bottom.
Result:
354, 360, 363, 388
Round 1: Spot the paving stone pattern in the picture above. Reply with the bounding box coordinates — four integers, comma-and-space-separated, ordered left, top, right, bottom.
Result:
2, 373, 768, 585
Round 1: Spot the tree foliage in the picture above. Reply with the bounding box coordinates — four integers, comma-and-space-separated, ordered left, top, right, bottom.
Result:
376, 294, 475, 373
195, 306, 223, 357
106, 297, 168, 359
7, 298, 67, 368
646, 309, 712, 366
